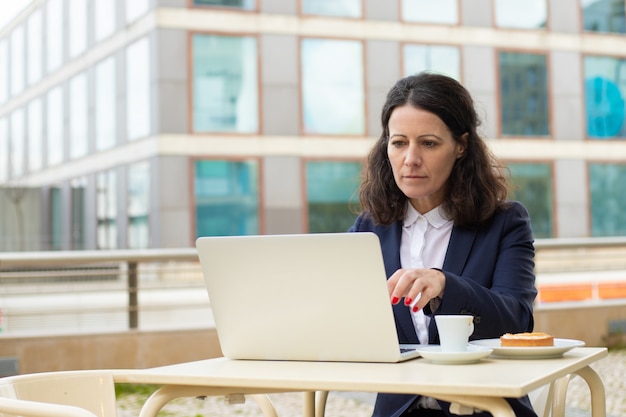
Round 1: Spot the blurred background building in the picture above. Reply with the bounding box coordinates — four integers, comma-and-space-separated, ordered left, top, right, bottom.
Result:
1, 0, 626, 251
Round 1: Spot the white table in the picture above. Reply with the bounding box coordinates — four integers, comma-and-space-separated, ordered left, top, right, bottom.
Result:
117, 347, 608, 417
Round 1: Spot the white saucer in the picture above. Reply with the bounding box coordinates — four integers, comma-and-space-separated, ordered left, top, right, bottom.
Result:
469, 338, 585, 359
416, 345, 493, 365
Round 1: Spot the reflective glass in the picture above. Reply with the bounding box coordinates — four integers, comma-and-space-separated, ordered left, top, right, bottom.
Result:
302, 38, 364, 135
71, 177, 87, 249
47, 86, 64, 166
403, 44, 460, 80
494, 0, 547, 29
10, 26, 25, 97
584, 55, 626, 139
27, 98, 43, 172
27, 10, 42, 86
46, 0, 63, 73
69, 73, 88, 159
402, 0, 458, 24
508, 163, 553, 238
582, 0, 626, 34
126, 0, 149, 23
590, 163, 626, 236
193, 0, 254, 9
302, 0, 361, 17
95, 56, 117, 150
95, 0, 116, 42
128, 161, 150, 249
194, 159, 259, 236
10, 108, 25, 177
0, 118, 7, 182
126, 37, 151, 140
0, 40, 7, 104
97, 170, 117, 249
306, 161, 361, 233
499, 52, 549, 136
68, 0, 87, 58
50, 186, 62, 250
192, 34, 258, 133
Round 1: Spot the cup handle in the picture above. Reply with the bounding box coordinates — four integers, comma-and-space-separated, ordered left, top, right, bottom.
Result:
468, 322, 474, 337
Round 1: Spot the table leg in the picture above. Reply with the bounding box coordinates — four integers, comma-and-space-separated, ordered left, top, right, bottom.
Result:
432, 395, 515, 417
303, 391, 316, 417
574, 366, 607, 417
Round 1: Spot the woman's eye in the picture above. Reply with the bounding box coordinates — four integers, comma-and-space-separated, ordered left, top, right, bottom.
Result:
423, 141, 436, 148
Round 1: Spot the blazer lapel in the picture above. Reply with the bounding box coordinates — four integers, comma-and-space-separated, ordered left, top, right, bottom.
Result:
442, 226, 478, 275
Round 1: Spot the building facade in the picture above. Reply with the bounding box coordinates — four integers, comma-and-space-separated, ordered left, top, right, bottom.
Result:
1, 0, 626, 251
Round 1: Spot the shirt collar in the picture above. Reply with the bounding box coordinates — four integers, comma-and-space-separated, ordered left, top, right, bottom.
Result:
403, 202, 451, 229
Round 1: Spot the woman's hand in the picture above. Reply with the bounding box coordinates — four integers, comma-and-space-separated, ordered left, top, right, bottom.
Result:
388, 268, 445, 312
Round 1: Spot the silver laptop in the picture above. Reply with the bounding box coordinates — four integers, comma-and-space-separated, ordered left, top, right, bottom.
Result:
195, 232, 420, 362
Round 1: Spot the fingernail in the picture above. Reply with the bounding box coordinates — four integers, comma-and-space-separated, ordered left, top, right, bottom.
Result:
391, 296, 399, 304
412, 305, 420, 312
404, 298, 412, 306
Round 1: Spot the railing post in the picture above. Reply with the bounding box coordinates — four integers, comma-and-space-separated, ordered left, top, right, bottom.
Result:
128, 261, 138, 329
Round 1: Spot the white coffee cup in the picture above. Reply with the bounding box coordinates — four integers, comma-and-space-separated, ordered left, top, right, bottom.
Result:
435, 315, 474, 352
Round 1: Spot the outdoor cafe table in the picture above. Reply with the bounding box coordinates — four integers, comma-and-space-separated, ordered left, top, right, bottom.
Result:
116, 347, 608, 417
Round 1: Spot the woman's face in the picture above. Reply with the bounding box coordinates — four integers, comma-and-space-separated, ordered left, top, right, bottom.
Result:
387, 104, 465, 214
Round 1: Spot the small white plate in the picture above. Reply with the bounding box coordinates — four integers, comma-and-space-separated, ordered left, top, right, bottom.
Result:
469, 338, 585, 359
416, 345, 493, 365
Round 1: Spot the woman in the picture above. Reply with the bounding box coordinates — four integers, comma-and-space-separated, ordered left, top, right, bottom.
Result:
349, 72, 537, 417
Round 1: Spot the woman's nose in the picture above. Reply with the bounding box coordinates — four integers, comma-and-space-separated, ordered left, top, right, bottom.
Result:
403, 144, 421, 166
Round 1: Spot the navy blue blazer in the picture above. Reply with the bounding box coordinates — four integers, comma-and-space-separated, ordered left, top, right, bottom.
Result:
348, 201, 538, 417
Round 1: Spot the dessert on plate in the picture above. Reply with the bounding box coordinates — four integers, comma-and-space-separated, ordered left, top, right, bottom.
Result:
500, 332, 554, 347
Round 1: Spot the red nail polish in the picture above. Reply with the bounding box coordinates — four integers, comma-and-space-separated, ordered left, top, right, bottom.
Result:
404, 298, 412, 306
412, 305, 420, 312
391, 296, 399, 304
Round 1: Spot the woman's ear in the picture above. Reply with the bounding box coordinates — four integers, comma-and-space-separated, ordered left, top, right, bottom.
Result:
456, 133, 469, 159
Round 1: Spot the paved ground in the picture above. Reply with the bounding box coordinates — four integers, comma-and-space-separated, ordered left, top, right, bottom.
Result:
117, 349, 625, 417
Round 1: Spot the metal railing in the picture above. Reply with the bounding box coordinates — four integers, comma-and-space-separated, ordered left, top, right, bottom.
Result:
1, 237, 626, 336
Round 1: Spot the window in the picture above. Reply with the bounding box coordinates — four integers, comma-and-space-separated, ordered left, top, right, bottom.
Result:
68, 0, 87, 58
10, 25, 25, 97
590, 163, 626, 236
95, 56, 117, 150
584, 55, 626, 139
301, 38, 364, 135
0, 40, 7, 104
306, 161, 361, 233
402, 0, 458, 24
69, 73, 88, 159
192, 34, 258, 133
27, 98, 43, 172
50, 186, 62, 250
403, 44, 460, 80
494, 0, 547, 29
46, 0, 63, 73
582, 0, 626, 34
194, 159, 259, 236
47, 86, 64, 166
97, 169, 117, 249
71, 177, 87, 249
126, 0, 149, 23
499, 52, 549, 136
302, 0, 361, 17
126, 37, 151, 141
95, 0, 116, 42
508, 163, 553, 238
0, 118, 7, 182
26, 10, 42, 86
193, 0, 254, 9
128, 162, 150, 249
10, 109, 25, 177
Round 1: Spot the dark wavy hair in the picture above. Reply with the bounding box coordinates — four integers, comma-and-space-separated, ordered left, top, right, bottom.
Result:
357, 72, 509, 228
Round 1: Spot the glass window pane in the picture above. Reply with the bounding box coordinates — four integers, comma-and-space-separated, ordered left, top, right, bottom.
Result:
499, 52, 549, 136
302, 0, 361, 17
126, 0, 149, 23
0, 40, 8, 104
494, 0, 547, 29
194, 159, 259, 236
584, 55, 626, 139
10, 25, 25, 97
192, 34, 258, 133
95, 56, 117, 150
582, 0, 626, 34
97, 170, 117, 249
95, 0, 116, 42
508, 163, 553, 238
69, 73, 88, 159
0, 117, 7, 182
590, 163, 626, 236
27, 10, 42, 86
403, 44, 460, 80
47, 86, 64, 166
306, 161, 361, 233
302, 38, 364, 135
402, 0, 458, 24
126, 37, 151, 140
27, 98, 43, 172
193, 0, 254, 9
50, 186, 62, 250
128, 162, 150, 249
71, 177, 87, 249
68, 0, 87, 58
46, 0, 63, 73
10, 108, 25, 177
